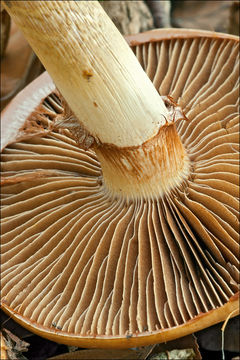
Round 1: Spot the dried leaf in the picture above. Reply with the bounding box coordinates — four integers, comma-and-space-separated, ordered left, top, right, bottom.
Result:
100, 1, 153, 35
48, 346, 154, 360
148, 335, 202, 360
1, 332, 9, 360
2, 328, 29, 360
0, 310, 33, 339
149, 348, 196, 359
145, 0, 171, 28
0, 9, 10, 57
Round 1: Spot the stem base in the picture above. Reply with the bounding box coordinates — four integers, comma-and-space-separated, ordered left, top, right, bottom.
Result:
96, 124, 190, 201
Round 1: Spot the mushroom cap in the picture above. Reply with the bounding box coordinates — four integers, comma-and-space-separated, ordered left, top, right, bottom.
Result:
1, 29, 239, 348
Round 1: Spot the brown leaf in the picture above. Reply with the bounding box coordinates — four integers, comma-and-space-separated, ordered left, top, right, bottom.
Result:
2, 328, 29, 360
1, 332, 9, 360
148, 335, 202, 360
48, 346, 154, 360
149, 348, 197, 360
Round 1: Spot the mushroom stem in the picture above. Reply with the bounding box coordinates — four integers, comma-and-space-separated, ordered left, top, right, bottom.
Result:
96, 125, 190, 200
3, 0, 169, 147
3, 0, 190, 199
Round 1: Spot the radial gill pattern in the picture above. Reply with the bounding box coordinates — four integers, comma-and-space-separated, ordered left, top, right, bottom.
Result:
1, 34, 239, 344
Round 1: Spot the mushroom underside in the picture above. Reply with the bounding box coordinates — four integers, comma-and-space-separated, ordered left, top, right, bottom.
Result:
1, 33, 239, 346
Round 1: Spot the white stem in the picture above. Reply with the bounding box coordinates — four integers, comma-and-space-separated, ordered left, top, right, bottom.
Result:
3, 0, 169, 147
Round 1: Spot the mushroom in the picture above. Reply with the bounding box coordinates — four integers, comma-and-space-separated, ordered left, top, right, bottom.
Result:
1, 1, 239, 349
